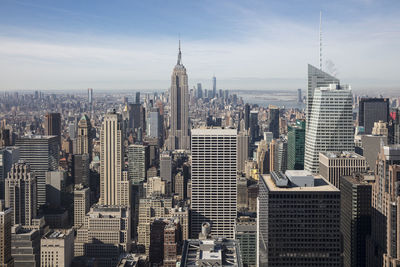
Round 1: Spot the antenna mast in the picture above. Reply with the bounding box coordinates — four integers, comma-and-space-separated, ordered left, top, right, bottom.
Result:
319, 11, 322, 70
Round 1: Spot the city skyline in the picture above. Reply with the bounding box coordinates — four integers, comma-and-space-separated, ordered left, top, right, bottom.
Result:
0, 0, 399, 91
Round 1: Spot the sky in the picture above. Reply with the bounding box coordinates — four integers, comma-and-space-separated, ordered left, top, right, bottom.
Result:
0, 0, 399, 93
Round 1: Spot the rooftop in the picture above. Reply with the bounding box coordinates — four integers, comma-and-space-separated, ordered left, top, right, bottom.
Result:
320, 151, 365, 159
191, 127, 237, 136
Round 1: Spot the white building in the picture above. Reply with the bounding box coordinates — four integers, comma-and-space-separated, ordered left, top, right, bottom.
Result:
191, 128, 237, 238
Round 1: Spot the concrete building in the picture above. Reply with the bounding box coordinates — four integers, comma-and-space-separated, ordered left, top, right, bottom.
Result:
73, 184, 90, 228
168, 42, 190, 150
341, 174, 372, 267
360, 134, 387, 171
41, 229, 74, 267
72, 154, 90, 187
16, 135, 59, 206
143, 176, 167, 198
372, 120, 388, 136
45, 170, 66, 208
100, 111, 123, 206
258, 171, 341, 266
76, 114, 92, 160
160, 151, 172, 183
11, 225, 40, 267
237, 130, 249, 174
0, 201, 13, 267
74, 205, 131, 266
128, 144, 149, 184
44, 112, 61, 147
5, 162, 37, 226
191, 128, 237, 238
0, 146, 20, 199
268, 105, 280, 139
319, 151, 367, 189
304, 84, 354, 173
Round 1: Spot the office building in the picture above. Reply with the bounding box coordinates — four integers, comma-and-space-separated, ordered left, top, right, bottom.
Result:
287, 119, 305, 170
0, 147, 20, 200
168, 42, 190, 150
45, 170, 66, 208
163, 219, 181, 267
128, 103, 144, 134
191, 128, 237, 238
319, 151, 367, 189
236, 217, 257, 267
100, 111, 124, 206
128, 144, 149, 184
147, 107, 163, 142
372, 120, 388, 136
212, 76, 217, 98
174, 172, 185, 200
304, 84, 354, 173
16, 135, 59, 206
160, 151, 172, 183
268, 105, 279, 139
249, 111, 259, 144
73, 184, 90, 228
0, 201, 13, 267
135, 92, 140, 104
11, 225, 40, 267
5, 162, 37, 226
341, 174, 372, 267
76, 114, 92, 160
74, 205, 131, 266
72, 154, 90, 187
258, 171, 341, 266
196, 83, 203, 99
297, 88, 302, 103
180, 238, 242, 267
143, 176, 167, 198
87, 88, 93, 109
359, 98, 389, 134
306, 64, 340, 130
41, 229, 74, 267
244, 104, 250, 130
237, 131, 249, 174
360, 134, 387, 171
44, 112, 61, 146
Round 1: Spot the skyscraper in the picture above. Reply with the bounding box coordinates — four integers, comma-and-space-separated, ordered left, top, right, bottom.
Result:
304, 84, 354, 173
258, 171, 341, 266
287, 119, 305, 170
0, 200, 13, 267
135, 92, 140, 104
87, 88, 93, 107
212, 76, 216, 99
5, 162, 37, 226
191, 128, 237, 238
15, 135, 59, 206
128, 144, 149, 184
196, 83, 203, 99
147, 107, 163, 142
297, 88, 302, 103
168, 42, 190, 150
359, 98, 389, 134
76, 114, 92, 159
268, 105, 280, 139
249, 111, 259, 144
306, 64, 340, 131
73, 184, 90, 228
100, 111, 123, 206
244, 104, 250, 130
44, 112, 61, 147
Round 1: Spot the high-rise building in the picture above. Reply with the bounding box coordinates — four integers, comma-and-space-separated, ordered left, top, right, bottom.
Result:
44, 112, 61, 147
87, 88, 93, 108
0, 201, 13, 267
74, 205, 131, 265
163, 219, 181, 267
258, 171, 341, 266
297, 88, 302, 103
268, 105, 280, 139
306, 64, 340, 129
367, 145, 400, 266
244, 104, 250, 130
147, 107, 163, 142
196, 83, 203, 99
168, 42, 190, 150
45, 170, 66, 208
319, 151, 367, 189
236, 216, 257, 267
304, 84, 354, 173
359, 98, 389, 134
341, 173, 372, 267
76, 114, 92, 160
135, 92, 140, 104
41, 229, 74, 267
237, 130, 249, 174
11, 225, 41, 267
372, 120, 388, 136
100, 111, 124, 206
212, 76, 217, 99
191, 128, 237, 238
249, 111, 259, 145
73, 184, 90, 228
160, 151, 172, 183
128, 103, 144, 134
5, 162, 37, 226
128, 144, 149, 184
72, 154, 90, 187
16, 135, 59, 206
287, 119, 305, 170
0, 146, 20, 199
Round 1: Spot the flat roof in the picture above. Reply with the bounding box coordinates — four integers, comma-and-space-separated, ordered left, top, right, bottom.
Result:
320, 151, 365, 159
191, 128, 237, 136
262, 174, 339, 192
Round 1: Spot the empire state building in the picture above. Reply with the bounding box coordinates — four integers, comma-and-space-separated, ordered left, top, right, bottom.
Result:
168, 42, 190, 150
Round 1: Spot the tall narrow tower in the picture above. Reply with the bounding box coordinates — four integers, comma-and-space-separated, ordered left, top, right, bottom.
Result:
100, 111, 123, 206
168, 41, 190, 150
76, 114, 92, 160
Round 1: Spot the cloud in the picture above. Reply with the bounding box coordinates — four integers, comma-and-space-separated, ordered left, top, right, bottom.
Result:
0, 4, 399, 92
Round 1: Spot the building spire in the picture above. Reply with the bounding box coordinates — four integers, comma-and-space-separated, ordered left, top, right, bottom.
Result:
319, 11, 322, 70
177, 39, 182, 65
